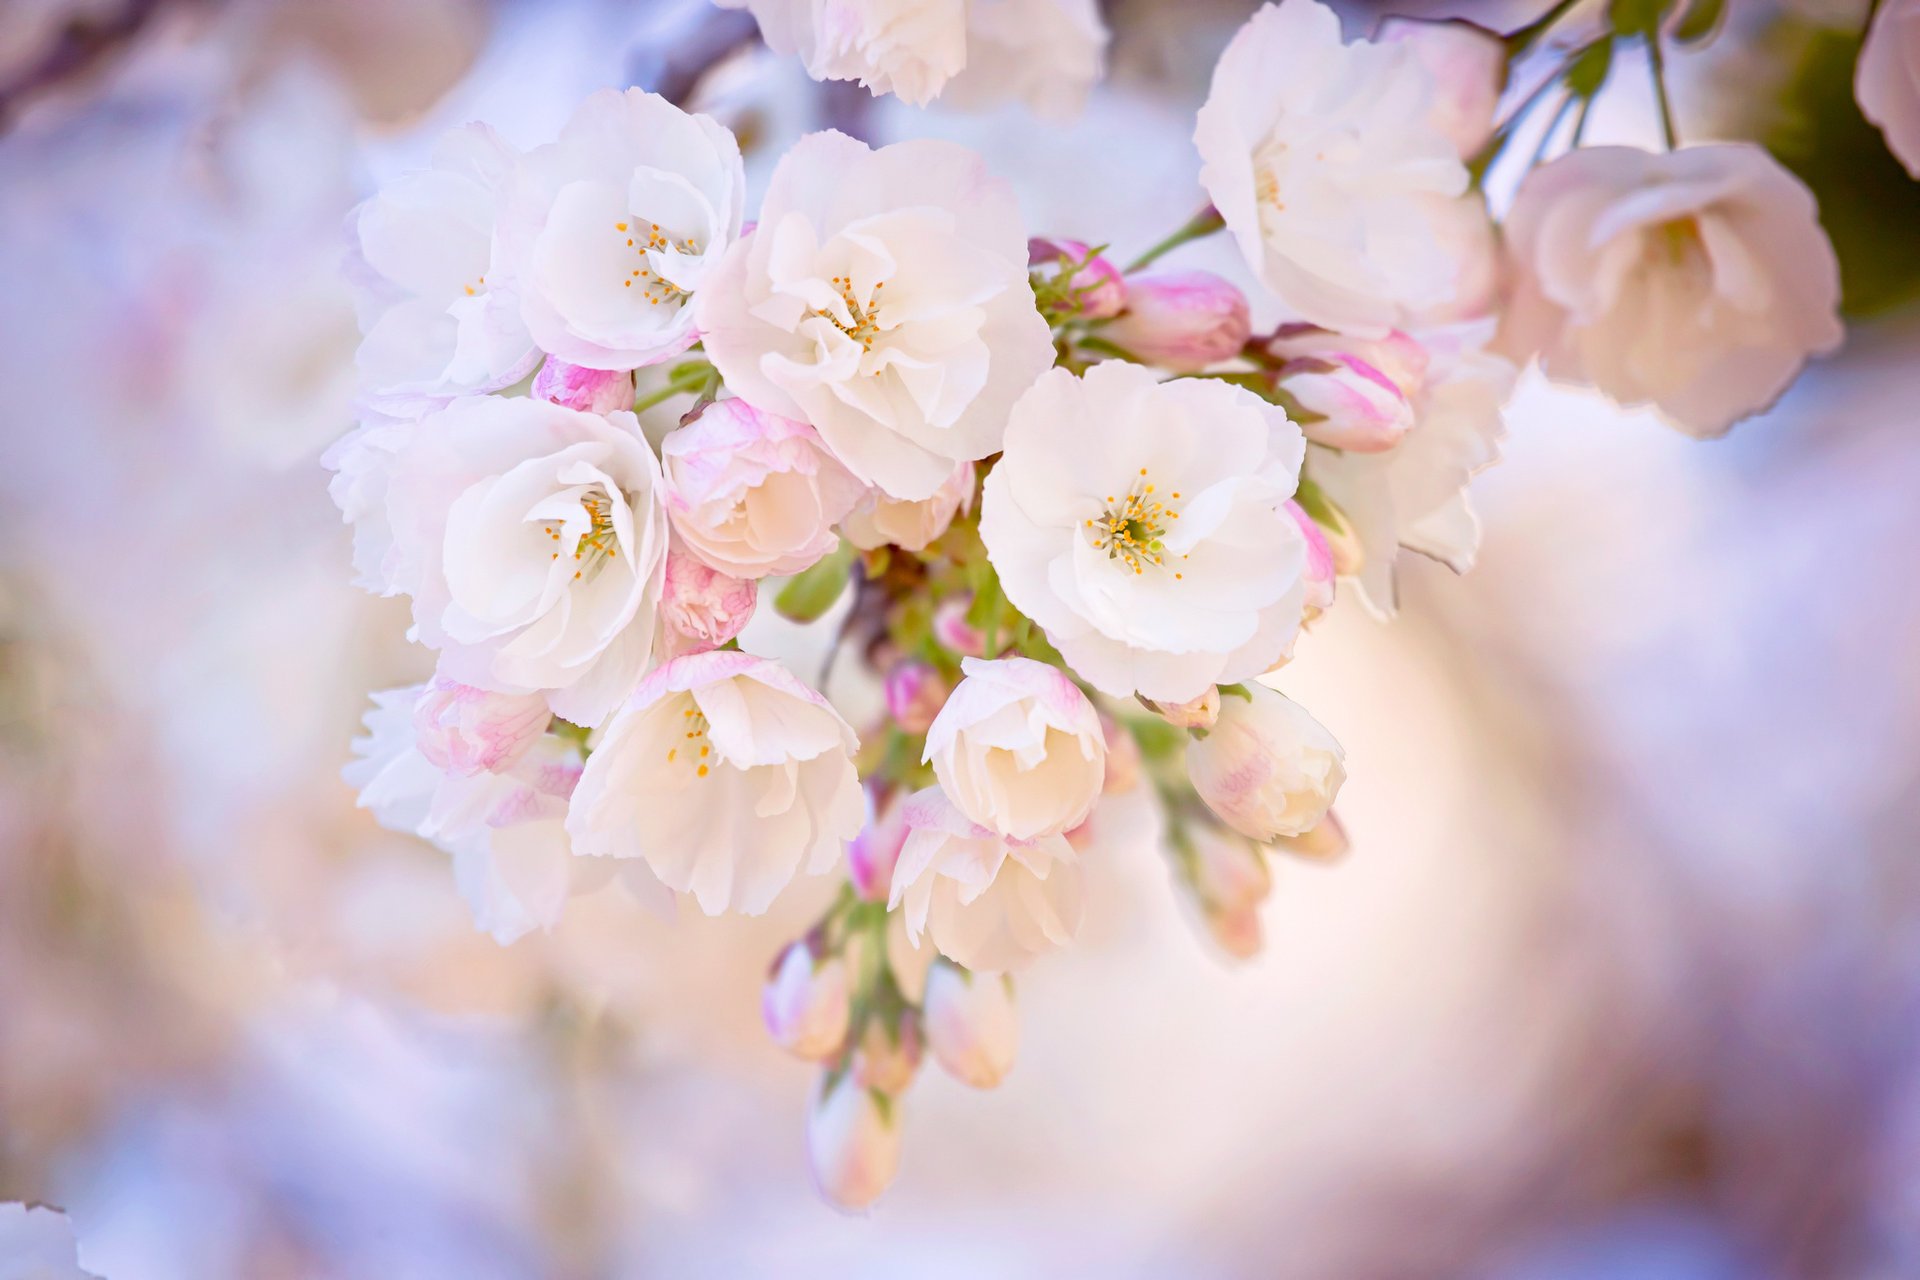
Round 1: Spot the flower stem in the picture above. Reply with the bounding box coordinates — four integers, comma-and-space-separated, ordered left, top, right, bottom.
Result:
1125, 206, 1226, 274
1647, 33, 1679, 149
1504, 0, 1585, 57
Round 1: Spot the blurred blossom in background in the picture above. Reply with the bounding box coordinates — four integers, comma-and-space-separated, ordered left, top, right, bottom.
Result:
3, 0, 1919, 1276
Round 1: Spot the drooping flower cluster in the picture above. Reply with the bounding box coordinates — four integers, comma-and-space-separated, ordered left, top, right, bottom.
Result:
327, 0, 1875, 1211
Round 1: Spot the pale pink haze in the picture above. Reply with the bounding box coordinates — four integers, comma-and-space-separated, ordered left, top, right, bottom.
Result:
923, 960, 1019, 1088
1099, 712, 1142, 794
501, 88, 745, 371
1379, 17, 1505, 158
533, 358, 635, 415
1028, 236, 1126, 319
1181, 823, 1275, 961
1189, 684, 1346, 843
933, 597, 987, 657
807, 1074, 903, 1212
884, 660, 948, 735
1102, 270, 1251, 373
660, 398, 864, 579
697, 131, 1053, 500
946, 0, 1110, 118
763, 941, 852, 1060
1496, 143, 1843, 437
981, 361, 1311, 703
567, 650, 865, 914
658, 549, 757, 657
1858, 0, 1920, 178
924, 655, 1106, 840
411, 675, 551, 777
889, 786, 1081, 972
841, 461, 974, 552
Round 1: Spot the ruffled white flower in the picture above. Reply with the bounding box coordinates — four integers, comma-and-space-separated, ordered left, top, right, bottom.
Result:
698, 131, 1053, 500
944, 0, 1110, 119
347, 123, 539, 409
980, 361, 1310, 703
1859, 0, 1920, 178
841, 460, 973, 552
924, 655, 1104, 840
1277, 324, 1511, 616
888, 786, 1081, 972
718, 0, 967, 105
1195, 0, 1470, 334
567, 651, 864, 914
330, 396, 670, 726
660, 398, 864, 579
347, 684, 617, 943
1496, 143, 1843, 437
410, 674, 552, 776
1187, 684, 1345, 843
501, 88, 745, 371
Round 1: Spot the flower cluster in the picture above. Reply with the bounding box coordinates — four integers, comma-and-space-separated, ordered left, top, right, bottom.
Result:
328, 0, 1875, 1210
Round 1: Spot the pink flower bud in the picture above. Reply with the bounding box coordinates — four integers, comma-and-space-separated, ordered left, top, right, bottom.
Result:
1276, 809, 1350, 863
1157, 687, 1219, 731
532, 358, 635, 416
852, 1010, 923, 1096
762, 942, 851, 1061
922, 961, 1018, 1090
884, 661, 948, 735
848, 791, 908, 903
1103, 270, 1250, 372
806, 1073, 902, 1212
1029, 236, 1127, 319
1188, 685, 1345, 843
659, 549, 756, 656
411, 677, 550, 777
1285, 501, 1336, 617
933, 597, 986, 657
1189, 825, 1273, 915
1272, 328, 1427, 453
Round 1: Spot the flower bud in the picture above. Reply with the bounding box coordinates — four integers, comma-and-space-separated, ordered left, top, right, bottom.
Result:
1099, 713, 1142, 795
884, 661, 948, 735
1276, 809, 1350, 863
1103, 270, 1250, 373
1280, 354, 1415, 453
1029, 236, 1127, 319
806, 1073, 902, 1212
886, 913, 935, 1004
1189, 825, 1273, 915
922, 961, 1018, 1089
933, 597, 986, 657
1188, 685, 1346, 842
1157, 687, 1219, 731
1206, 903, 1265, 961
762, 942, 851, 1061
848, 791, 908, 903
852, 1011, 923, 1096
659, 549, 756, 656
532, 358, 635, 416
1285, 501, 1336, 618
411, 677, 550, 777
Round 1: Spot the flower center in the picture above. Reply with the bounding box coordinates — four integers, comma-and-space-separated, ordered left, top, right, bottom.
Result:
462, 273, 488, 298
1086, 469, 1186, 578
543, 488, 621, 582
665, 703, 714, 778
812, 276, 887, 354
615, 220, 698, 305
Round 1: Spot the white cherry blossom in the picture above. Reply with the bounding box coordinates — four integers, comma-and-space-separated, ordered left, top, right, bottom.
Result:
717, 0, 967, 105
923, 655, 1105, 840
697, 131, 1053, 500
841, 460, 973, 552
1195, 0, 1471, 334
501, 88, 745, 371
980, 361, 1310, 703
945, 0, 1109, 119
567, 651, 864, 914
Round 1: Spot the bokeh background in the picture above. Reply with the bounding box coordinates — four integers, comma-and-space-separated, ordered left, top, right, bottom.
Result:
3, 1, 1919, 1276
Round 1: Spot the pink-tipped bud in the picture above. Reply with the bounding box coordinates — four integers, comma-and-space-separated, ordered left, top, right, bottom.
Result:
1282, 354, 1416, 452
933, 597, 986, 657
1285, 501, 1337, 617
848, 791, 908, 903
1178, 825, 1275, 962
533, 358, 635, 416
884, 661, 948, 735
852, 1010, 923, 1096
411, 677, 550, 777
1157, 687, 1219, 731
922, 961, 1018, 1090
1103, 270, 1250, 373
660, 549, 757, 657
762, 941, 851, 1061
1029, 236, 1127, 319
806, 1073, 902, 1212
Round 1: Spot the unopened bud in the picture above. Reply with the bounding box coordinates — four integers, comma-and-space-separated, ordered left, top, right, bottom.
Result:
533, 358, 635, 416
660, 549, 756, 656
884, 661, 948, 735
1029, 236, 1127, 319
806, 1073, 902, 1212
1157, 687, 1219, 731
762, 942, 851, 1061
1285, 501, 1337, 618
923, 961, 1018, 1089
1103, 271, 1250, 372
933, 597, 986, 657
848, 791, 908, 903
1188, 685, 1345, 843
852, 1011, 923, 1096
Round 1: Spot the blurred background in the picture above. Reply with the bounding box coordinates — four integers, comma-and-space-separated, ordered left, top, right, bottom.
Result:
3, 0, 1918, 1276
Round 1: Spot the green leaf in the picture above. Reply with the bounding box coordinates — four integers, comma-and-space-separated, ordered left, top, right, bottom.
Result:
1671, 0, 1724, 43
1564, 37, 1614, 98
774, 541, 855, 623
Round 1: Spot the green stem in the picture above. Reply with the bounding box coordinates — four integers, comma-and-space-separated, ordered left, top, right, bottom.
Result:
1504, 0, 1584, 58
1125, 206, 1226, 274
1647, 33, 1679, 149
632, 362, 715, 414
